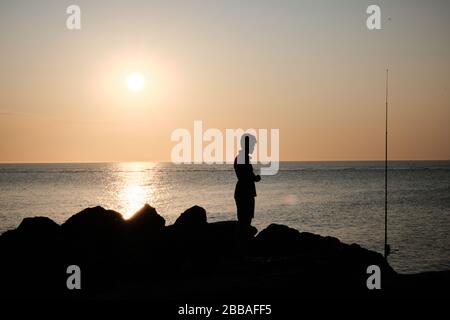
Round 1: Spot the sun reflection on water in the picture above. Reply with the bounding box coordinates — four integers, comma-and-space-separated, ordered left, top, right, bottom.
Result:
116, 162, 157, 219
120, 185, 147, 219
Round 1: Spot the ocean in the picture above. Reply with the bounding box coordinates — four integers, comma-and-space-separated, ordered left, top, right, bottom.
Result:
0, 161, 449, 274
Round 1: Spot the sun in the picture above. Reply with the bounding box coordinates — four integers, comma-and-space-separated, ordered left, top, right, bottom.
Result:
126, 73, 145, 92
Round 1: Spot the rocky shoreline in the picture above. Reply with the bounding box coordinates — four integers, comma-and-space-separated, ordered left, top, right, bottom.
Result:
0, 204, 448, 299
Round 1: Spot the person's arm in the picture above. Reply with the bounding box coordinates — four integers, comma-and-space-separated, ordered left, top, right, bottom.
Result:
249, 164, 261, 182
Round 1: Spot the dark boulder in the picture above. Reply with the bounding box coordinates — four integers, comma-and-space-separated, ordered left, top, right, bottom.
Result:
206, 221, 257, 255
0, 216, 60, 246
255, 224, 347, 257
208, 221, 258, 239
165, 206, 208, 264
254, 223, 302, 256
0, 204, 423, 300
0, 216, 61, 256
297, 232, 342, 255
337, 243, 396, 276
254, 223, 396, 294
123, 204, 167, 270
61, 206, 125, 236
60, 206, 127, 294
127, 204, 165, 232
60, 206, 126, 258
17, 216, 60, 236
0, 216, 63, 298
174, 205, 207, 228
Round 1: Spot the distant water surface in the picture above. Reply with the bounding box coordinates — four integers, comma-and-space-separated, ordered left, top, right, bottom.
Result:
0, 161, 449, 274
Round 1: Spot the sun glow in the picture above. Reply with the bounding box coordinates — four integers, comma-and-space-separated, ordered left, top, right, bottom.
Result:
116, 162, 158, 219
126, 73, 145, 92
94, 52, 181, 108
120, 185, 147, 219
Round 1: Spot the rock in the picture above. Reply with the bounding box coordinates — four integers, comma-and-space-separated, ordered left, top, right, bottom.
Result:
164, 206, 209, 263
174, 205, 207, 228
60, 206, 126, 255
0, 216, 61, 251
61, 206, 125, 235
254, 223, 396, 289
59, 206, 128, 294
338, 243, 396, 276
205, 221, 257, 256
124, 204, 167, 266
208, 221, 258, 238
254, 223, 302, 256
0, 216, 63, 298
1, 204, 446, 299
165, 220, 258, 266
255, 224, 351, 257
127, 204, 165, 232
17, 216, 60, 236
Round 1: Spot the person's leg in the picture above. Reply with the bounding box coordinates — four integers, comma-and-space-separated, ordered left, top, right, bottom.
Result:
235, 197, 251, 225
235, 197, 242, 221
235, 197, 254, 254
248, 197, 255, 225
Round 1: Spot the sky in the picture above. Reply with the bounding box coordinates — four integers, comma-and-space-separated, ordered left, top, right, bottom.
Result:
0, 0, 449, 162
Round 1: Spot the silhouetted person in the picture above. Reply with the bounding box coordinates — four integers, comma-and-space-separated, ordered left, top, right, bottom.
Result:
234, 134, 261, 226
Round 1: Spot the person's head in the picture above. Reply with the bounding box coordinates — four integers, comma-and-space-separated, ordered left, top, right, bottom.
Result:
240, 133, 257, 154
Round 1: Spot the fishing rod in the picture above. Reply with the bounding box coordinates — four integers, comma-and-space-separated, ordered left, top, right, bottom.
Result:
384, 69, 391, 259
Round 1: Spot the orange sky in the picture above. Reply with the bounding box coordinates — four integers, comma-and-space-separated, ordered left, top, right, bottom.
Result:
0, 0, 449, 162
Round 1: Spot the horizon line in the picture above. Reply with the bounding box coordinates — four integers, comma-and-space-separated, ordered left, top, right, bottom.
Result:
0, 159, 449, 165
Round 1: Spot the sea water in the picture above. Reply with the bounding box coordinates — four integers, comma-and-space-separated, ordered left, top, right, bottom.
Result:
0, 161, 449, 274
